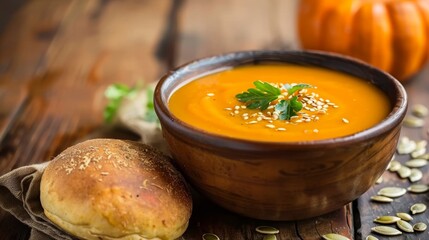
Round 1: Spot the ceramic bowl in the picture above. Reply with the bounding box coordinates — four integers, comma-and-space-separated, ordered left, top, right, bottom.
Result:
154, 51, 407, 220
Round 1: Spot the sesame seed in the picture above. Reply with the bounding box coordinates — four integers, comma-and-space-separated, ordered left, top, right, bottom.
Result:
313, 129, 319, 133
241, 105, 246, 109
333, 105, 339, 108
265, 124, 276, 129
257, 117, 262, 121
234, 106, 240, 110
243, 116, 249, 120
296, 120, 303, 123
305, 119, 311, 122
247, 121, 258, 124
342, 118, 350, 124
276, 128, 286, 131
207, 93, 215, 97
224, 107, 232, 111
234, 110, 239, 114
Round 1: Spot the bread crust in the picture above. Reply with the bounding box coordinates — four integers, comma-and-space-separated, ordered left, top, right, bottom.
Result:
40, 139, 192, 240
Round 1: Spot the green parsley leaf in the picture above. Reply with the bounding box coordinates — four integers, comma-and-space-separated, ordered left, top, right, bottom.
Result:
283, 83, 312, 95
275, 96, 303, 120
236, 81, 281, 110
104, 83, 160, 124
143, 87, 159, 123
103, 84, 137, 123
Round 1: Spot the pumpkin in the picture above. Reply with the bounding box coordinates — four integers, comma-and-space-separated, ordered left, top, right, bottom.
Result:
297, 0, 429, 82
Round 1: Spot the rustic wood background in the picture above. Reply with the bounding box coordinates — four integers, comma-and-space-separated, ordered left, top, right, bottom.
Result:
0, 1, 428, 239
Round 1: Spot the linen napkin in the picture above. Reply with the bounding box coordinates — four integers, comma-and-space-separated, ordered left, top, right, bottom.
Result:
0, 162, 74, 240
0, 86, 164, 239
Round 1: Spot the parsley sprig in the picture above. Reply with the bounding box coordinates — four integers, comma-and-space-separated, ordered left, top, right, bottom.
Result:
236, 81, 311, 120
103, 83, 158, 123
104, 84, 137, 123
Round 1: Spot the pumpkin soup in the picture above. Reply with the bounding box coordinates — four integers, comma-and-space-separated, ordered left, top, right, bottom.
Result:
168, 64, 390, 142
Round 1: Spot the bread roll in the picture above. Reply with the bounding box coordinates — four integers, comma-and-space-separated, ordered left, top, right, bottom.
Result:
40, 139, 192, 240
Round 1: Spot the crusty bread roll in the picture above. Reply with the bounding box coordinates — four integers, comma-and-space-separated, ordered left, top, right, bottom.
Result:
40, 139, 192, 240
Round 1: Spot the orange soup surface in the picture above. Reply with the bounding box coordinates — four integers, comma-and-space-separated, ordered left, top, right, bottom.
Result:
168, 65, 391, 142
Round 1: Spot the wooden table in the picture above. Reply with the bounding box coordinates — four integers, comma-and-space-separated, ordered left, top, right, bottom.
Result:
0, 1, 428, 239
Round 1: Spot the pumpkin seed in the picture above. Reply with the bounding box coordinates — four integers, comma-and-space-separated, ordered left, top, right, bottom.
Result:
412, 104, 428, 117
418, 153, 429, 160
322, 233, 350, 240
410, 203, 427, 214
386, 156, 395, 170
409, 169, 423, 183
263, 235, 277, 240
388, 160, 401, 172
396, 219, 414, 233
374, 216, 401, 224
371, 226, 402, 236
396, 212, 413, 221
416, 140, 428, 150
411, 148, 426, 158
378, 187, 407, 198
407, 184, 429, 193
202, 233, 220, 240
370, 195, 394, 203
413, 222, 427, 232
255, 226, 279, 235
397, 137, 416, 154
397, 166, 411, 178
404, 159, 427, 168
365, 235, 378, 240
375, 176, 383, 184
403, 116, 425, 128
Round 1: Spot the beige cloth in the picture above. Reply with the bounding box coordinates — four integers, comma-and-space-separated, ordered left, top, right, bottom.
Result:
117, 84, 168, 154
0, 162, 74, 240
0, 87, 165, 239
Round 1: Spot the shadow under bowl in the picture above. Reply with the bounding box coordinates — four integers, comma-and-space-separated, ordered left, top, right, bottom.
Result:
154, 50, 407, 221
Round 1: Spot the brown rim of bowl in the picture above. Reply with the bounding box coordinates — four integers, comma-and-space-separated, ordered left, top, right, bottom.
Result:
154, 50, 407, 154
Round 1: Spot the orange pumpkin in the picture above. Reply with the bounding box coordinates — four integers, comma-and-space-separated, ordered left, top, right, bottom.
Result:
297, 0, 429, 82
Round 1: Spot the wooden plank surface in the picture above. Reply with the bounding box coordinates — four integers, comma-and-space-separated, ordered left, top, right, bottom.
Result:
1, 1, 428, 240
0, 0, 172, 239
